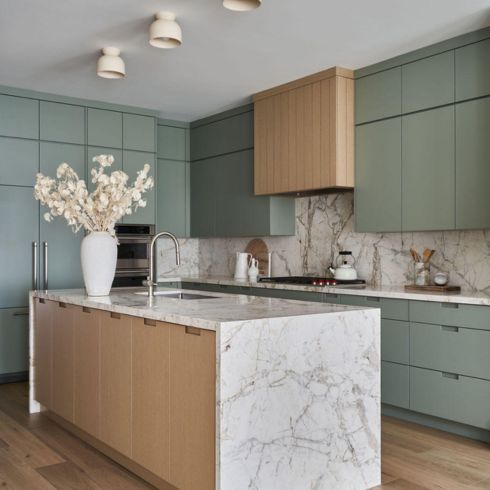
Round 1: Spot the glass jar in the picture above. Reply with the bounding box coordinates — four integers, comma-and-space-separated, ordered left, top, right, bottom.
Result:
414, 262, 430, 286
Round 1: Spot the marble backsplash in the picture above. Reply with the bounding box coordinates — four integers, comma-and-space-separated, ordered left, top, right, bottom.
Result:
198, 193, 490, 293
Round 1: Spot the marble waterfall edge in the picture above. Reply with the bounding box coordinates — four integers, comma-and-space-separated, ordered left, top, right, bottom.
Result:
218, 308, 381, 490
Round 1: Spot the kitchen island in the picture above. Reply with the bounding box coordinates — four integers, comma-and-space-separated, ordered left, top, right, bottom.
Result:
29, 288, 381, 490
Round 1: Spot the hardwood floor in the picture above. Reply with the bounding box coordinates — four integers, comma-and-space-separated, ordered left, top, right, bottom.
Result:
0, 382, 488, 489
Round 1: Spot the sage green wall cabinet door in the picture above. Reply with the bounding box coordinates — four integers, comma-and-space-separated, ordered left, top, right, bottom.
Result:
355, 67, 401, 124
381, 320, 409, 364
0, 186, 39, 308
86, 147, 122, 192
355, 118, 402, 232
40, 101, 85, 144
0, 95, 38, 139
402, 51, 455, 113
0, 137, 38, 186
381, 361, 409, 409
456, 97, 490, 229
190, 160, 216, 237
123, 114, 155, 153
410, 366, 490, 429
455, 38, 490, 101
122, 151, 155, 224
87, 109, 122, 148
157, 126, 187, 161
0, 308, 29, 375
157, 159, 188, 237
40, 143, 85, 289
402, 106, 455, 231
411, 322, 490, 381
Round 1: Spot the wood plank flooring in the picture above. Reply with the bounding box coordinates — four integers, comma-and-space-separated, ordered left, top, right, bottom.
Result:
0, 382, 488, 489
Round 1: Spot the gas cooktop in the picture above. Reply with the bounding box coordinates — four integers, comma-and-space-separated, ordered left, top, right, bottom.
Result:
259, 276, 366, 288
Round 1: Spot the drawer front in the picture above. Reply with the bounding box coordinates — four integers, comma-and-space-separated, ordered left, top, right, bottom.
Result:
381, 320, 409, 364
410, 301, 490, 331
250, 287, 324, 303
410, 366, 490, 430
410, 322, 490, 380
0, 308, 29, 374
324, 293, 342, 305
381, 361, 409, 409
341, 295, 408, 321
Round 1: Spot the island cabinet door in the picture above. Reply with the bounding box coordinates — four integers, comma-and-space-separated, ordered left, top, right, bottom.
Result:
168, 324, 216, 490
99, 312, 132, 458
34, 298, 54, 409
73, 306, 100, 438
131, 318, 170, 480
51, 302, 75, 422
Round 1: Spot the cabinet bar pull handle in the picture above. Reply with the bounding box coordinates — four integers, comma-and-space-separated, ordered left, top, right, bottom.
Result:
13, 312, 29, 316
441, 326, 459, 333
144, 318, 156, 327
59, 302, 66, 308
39, 298, 45, 304
110, 312, 121, 319
82, 307, 92, 314
441, 303, 459, 309
442, 372, 459, 380
185, 326, 201, 336
32, 242, 38, 290
43, 241, 48, 290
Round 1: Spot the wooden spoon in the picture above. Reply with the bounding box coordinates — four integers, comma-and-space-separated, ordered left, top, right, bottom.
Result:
423, 248, 435, 263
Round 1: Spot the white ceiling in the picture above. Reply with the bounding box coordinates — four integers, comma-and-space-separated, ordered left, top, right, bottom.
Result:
1, 0, 489, 121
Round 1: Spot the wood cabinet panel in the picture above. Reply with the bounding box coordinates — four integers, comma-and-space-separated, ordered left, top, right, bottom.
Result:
132, 318, 170, 480
34, 299, 53, 408
52, 302, 75, 422
100, 312, 132, 457
168, 324, 216, 490
73, 306, 100, 437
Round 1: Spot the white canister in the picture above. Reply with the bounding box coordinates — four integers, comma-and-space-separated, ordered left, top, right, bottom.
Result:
248, 258, 259, 283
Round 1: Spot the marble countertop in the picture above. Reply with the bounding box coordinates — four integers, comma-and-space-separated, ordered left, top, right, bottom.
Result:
31, 287, 368, 332
159, 275, 490, 306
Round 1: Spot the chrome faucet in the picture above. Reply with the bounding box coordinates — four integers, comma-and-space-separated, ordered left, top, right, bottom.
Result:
145, 231, 181, 296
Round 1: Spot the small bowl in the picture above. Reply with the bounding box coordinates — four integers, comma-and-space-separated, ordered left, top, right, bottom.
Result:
433, 272, 449, 286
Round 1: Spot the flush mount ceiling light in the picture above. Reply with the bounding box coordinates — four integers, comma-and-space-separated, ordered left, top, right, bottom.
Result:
97, 47, 126, 79
149, 12, 182, 49
223, 0, 261, 11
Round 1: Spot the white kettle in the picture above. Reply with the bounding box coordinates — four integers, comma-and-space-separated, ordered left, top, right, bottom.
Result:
234, 252, 252, 280
328, 251, 358, 280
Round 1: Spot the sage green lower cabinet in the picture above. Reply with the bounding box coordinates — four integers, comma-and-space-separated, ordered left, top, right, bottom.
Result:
410, 366, 490, 430
455, 97, 490, 229
402, 106, 455, 231
0, 308, 29, 376
122, 151, 156, 224
0, 186, 39, 308
250, 287, 324, 302
0, 137, 39, 186
0, 94, 39, 139
455, 38, 490, 101
381, 320, 410, 364
355, 118, 402, 232
340, 295, 408, 321
381, 361, 409, 409
157, 159, 189, 237
323, 293, 342, 305
87, 108, 122, 149
40, 101, 85, 144
40, 142, 85, 289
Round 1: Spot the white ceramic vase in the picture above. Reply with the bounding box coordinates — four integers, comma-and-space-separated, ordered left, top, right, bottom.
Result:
80, 232, 117, 296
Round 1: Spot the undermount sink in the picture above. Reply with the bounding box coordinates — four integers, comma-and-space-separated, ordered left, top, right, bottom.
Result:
134, 290, 218, 300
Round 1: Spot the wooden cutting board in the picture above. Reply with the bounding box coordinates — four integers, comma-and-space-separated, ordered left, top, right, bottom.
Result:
404, 284, 461, 293
244, 239, 270, 276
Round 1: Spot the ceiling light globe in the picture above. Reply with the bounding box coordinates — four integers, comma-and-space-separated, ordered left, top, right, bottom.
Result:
149, 11, 182, 49
223, 0, 261, 11
97, 47, 125, 79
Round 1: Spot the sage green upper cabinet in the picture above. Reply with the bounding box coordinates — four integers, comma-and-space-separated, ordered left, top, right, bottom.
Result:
123, 114, 155, 153
456, 97, 490, 229
190, 160, 217, 237
402, 51, 455, 113
355, 118, 402, 232
191, 111, 253, 161
122, 150, 155, 224
157, 126, 187, 161
0, 186, 39, 308
87, 109, 122, 149
455, 39, 490, 101
40, 143, 85, 289
157, 159, 188, 237
0, 137, 38, 186
355, 67, 401, 124
40, 102, 85, 144
0, 95, 38, 139
402, 106, 455, 231
86, 147, 122, 192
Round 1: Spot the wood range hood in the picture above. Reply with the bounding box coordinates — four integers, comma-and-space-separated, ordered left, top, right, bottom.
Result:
253, 66, 354, 196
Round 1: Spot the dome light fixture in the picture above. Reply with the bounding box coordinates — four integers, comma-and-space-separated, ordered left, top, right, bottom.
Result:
223, 0, 261, 11
149, 12, 182, 49
96, 47, 126, 79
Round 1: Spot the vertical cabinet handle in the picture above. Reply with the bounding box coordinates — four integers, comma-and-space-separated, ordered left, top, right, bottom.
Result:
32, 242, 38, 290
43, 241, 48, 290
